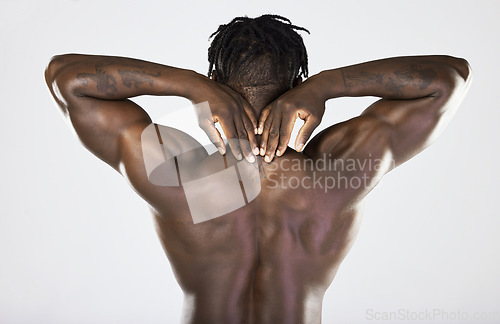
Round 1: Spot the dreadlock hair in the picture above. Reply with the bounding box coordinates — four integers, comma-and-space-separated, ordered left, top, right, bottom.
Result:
208, 15, 309, 90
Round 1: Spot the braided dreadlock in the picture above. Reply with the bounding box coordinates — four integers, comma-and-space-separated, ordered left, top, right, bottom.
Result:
208, 15, 309, 89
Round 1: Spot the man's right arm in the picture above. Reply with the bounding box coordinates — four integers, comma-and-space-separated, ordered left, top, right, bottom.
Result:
45, 54, 258, 171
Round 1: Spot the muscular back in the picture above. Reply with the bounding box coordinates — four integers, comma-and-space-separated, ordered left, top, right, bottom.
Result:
119, 118, 391, 324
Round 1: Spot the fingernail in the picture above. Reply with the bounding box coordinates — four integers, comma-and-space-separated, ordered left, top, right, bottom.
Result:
276, 150, 282, 156
236, 153, 242, 160
248, 155, 255, 163
253, 147, 260, 155
254, 128, 258, 135
264, 156, 271, 163
258, 127, 263, 135
218, 147, 225, 155
297, 143, 304, 152
260, 148, 265, 156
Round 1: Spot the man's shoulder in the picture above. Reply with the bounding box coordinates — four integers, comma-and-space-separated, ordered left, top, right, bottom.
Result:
303, 115, 389, 160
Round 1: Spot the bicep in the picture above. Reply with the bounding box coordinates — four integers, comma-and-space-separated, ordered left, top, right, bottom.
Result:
63, 95, 151, 171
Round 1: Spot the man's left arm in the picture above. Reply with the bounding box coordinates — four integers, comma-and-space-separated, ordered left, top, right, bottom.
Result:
258, 55, 472, 166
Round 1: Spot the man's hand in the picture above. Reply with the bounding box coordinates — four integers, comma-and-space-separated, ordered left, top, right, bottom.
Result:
190, 75, 259, 163
258, 75, 327, 162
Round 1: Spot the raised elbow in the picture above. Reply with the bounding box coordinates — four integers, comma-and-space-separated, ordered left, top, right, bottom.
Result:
445, 56, 472, 89
453, 57, 472, 83
46, 54, 87, 104
449, 57, 472, 99
45, 55, 65, 85
45, 54, 81, 112
432, 56, 472, 99
44, 54, 81, 89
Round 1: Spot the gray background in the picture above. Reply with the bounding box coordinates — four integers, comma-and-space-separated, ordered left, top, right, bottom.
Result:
0, 0, 498, 323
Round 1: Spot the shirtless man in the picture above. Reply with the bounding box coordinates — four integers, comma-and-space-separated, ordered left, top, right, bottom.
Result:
45, 15, 471, 324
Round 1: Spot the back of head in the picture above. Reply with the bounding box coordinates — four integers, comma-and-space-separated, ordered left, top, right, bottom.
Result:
208, 15, 310, 105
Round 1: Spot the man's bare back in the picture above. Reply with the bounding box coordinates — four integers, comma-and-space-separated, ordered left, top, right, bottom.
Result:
45, 14, 471, 324
118, 110, 403, 323
126, 137, 364, 323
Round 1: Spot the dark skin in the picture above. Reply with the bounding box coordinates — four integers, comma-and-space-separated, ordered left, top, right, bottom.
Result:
45, 54, 471, 323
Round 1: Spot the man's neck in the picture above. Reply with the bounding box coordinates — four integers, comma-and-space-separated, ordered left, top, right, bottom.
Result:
229, 83, 289, 117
